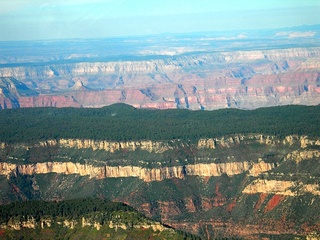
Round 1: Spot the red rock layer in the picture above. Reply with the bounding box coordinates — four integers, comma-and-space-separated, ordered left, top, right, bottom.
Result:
19, 95, 82, 108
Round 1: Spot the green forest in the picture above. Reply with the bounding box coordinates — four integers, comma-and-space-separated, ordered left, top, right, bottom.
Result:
0, 103, 319, 143
0, 198, 135, 223
0, 198, 200, 240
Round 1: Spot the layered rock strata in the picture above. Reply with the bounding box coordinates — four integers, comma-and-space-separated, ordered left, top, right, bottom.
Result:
0, 161, 272, 182
1, 47, 320, 110
1, 134, 320, 238
6, 134, 316, 153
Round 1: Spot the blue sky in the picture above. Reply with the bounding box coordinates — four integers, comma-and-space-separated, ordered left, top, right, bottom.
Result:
0, 0, 319, 41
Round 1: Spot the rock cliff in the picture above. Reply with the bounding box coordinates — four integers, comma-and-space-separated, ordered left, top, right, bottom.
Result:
0, 161, 272, 182
2, 134, 319, 183
1, 47, 320, 110
56, 139, 168, 153
28, 134, 315, 153
1, 134, 320, 239
242, 179, 320, 196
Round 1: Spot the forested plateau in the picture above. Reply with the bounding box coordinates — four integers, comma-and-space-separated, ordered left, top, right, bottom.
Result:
0, 104, 320, 239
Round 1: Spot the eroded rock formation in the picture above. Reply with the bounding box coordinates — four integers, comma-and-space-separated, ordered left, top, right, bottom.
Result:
0, 161, 271, 182
1, 134, 320, 239
1, 47, 320, 110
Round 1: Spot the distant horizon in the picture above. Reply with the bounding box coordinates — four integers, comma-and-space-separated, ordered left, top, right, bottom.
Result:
1, 23, 320, 43
1, 0, 319, 41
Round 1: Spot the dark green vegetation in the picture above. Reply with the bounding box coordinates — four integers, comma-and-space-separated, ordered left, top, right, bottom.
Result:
0, 198, 138, 222
1, 104, 320, 239
3, 171, 318, 239
0, 104, 319, 143
0, 198, 199, 240
0, 135, 295, 167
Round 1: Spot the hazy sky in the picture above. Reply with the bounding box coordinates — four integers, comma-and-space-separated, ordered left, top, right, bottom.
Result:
0, 0, 319, 41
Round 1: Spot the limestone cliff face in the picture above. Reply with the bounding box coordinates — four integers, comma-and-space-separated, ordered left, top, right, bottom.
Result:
106, 165, 184, 182
0, 162, 17, 177
248, 161, 275, 177
43, 134, 303, 153
198, 134, 312, 148
3, 216, 167, 233
285, 150, 320, 162
243, 179, 296, 196
221, 47, 320, 62
0, 161, 272, 182
57, 139, 168, 153
4, 217, 37, 230
199, 134, 320, 149
15, 162, 105, 179
186, 162, 250, 177
2, 134, 318, 182
3, 134, 317, 152
242, 179, 320, 196
300, 136, 320, 148
197, 135, 243, 148
197, 138, 216, 149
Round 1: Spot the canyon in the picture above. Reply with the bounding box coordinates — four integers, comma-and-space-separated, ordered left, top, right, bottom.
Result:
1, 28, 320, 239
1, 32, 320, 110
1, 133, 320, 238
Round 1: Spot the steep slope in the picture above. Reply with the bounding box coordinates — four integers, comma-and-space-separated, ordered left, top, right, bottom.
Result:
0, 77, 81, 109
0, 77, 38, 109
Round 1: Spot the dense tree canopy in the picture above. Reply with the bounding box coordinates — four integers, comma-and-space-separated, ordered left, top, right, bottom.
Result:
0, 198, 200, 239
0, 198, 137, 223
0, 104, 319, 143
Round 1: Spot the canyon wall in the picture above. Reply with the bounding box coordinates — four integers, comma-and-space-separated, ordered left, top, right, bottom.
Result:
1, 47, 320, 110
242, 179, 320, 196
1, 134, 320, 238
23, 134, 320, 152
0, 161, 272, 182
2, 134, 319, 183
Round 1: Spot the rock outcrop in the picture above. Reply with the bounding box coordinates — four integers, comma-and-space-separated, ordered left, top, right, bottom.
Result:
242, 179, 320, 196
285, 150, 320, 162
3, 215, 168, 233
0, 161, 268, 182
3, 134, 319, 182
28, 134, 317, 153
248, 160, 275, 177
57, 139, 168, 153
1, 134, 320, 239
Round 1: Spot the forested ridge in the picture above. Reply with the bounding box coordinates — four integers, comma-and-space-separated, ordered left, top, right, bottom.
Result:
0, 104, 319, 143
0, 198, 200, 239
0, 198, 135, 223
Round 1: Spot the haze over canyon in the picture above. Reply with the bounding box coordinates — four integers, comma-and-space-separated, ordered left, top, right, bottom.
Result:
1, 25, 320, 110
